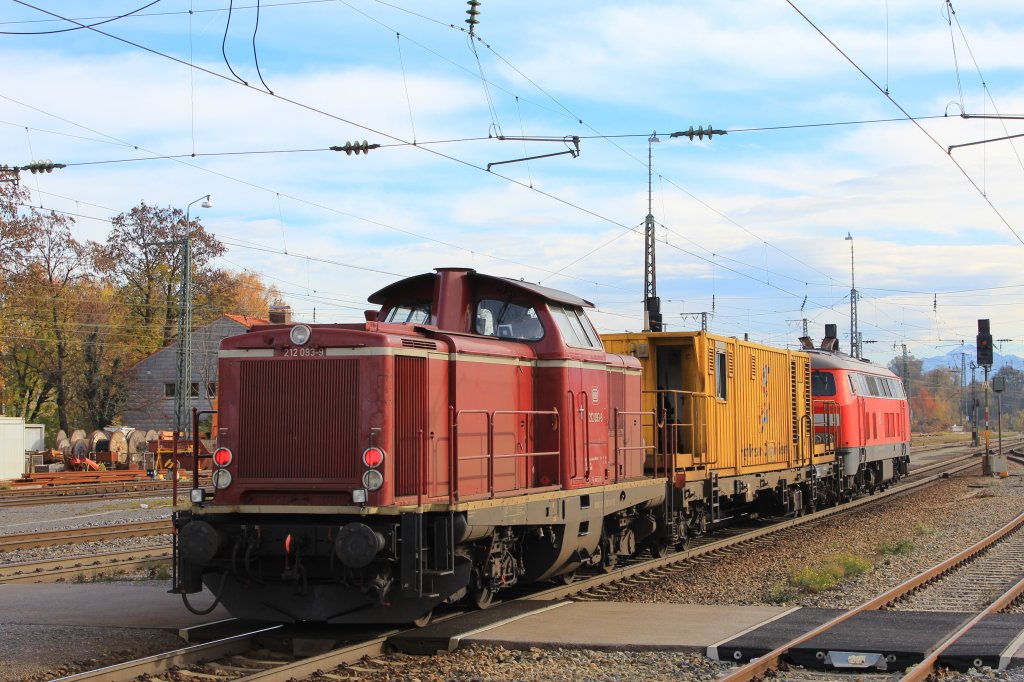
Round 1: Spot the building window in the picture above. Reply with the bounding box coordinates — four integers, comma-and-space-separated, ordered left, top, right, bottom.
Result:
164, 383, 175, 398
190, 382, 200, 398
206, 383, 217, 398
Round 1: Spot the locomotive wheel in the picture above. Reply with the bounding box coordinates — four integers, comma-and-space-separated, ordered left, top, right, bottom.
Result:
472, 584, 494, 609
558, 569, 577, 585
412, 609, 434, 627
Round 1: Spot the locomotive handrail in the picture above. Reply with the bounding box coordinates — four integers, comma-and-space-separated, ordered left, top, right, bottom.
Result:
613, 408, 656, 481
452, 408, 560, 501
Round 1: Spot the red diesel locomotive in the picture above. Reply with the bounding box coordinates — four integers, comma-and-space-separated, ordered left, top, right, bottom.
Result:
807, 325, 911, 495
173, 270, 910, 624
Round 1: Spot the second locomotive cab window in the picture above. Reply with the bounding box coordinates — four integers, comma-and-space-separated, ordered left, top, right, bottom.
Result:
811, 371, 836, 396
475, 299, 544, 341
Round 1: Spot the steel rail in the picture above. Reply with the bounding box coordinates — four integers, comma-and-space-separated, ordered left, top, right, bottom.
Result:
901, 573, 1024, 681
50, 625, 284, 682
0, 520, 171, 551
721, 509, 1024, 682
0, 546, 172, 583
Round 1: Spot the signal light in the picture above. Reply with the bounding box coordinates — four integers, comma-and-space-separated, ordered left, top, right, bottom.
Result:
363, 446, 385, 468
331, 141, 379, 156
213, 447, 233, 467
977, 319, 993, 366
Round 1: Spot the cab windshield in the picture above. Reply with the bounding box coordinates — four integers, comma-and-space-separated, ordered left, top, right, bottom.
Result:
811, 371, 837, 397
384, 303, 431, 324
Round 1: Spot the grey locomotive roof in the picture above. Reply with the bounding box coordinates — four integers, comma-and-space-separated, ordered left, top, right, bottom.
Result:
806, 349, 898, 377
368, 269, 594, 308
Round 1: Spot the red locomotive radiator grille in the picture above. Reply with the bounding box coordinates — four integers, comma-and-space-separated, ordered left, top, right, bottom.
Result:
394, 356, 428, 497
236, 359, 360, 480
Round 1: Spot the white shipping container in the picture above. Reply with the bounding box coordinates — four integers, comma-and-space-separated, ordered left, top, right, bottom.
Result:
24, 424, 45, 452
0, 416, 27, 480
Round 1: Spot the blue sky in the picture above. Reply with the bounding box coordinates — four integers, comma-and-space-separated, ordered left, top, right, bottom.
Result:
2, 1, 1024, 363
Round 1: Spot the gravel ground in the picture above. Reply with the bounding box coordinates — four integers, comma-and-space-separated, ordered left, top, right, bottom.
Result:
0, 495, 175, 535
314, 646, 734, 682
1, 624, 186, 682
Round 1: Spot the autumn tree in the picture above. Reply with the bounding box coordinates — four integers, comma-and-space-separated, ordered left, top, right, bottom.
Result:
92, 202, 226, 353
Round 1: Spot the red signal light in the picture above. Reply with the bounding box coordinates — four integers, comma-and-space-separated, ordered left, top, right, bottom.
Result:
213, 447, 233, 467
362, 447, 385, 468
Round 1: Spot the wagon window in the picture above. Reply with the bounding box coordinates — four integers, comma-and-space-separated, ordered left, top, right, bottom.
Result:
715, 350, 728, 400
811, 371, 836, 396
475, 299, 544, 341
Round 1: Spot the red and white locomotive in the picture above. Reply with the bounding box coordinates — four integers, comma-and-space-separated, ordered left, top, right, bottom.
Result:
173, 270, 911, 624
806, 324, 911, 495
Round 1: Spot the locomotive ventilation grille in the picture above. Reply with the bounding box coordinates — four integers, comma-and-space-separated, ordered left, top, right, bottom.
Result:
236, 358, 360, 480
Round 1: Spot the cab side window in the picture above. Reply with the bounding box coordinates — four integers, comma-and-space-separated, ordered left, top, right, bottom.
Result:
550, 304, 603, 349
474, 299, 544, 341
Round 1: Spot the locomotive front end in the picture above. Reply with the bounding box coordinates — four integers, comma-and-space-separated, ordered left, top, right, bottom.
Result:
172, 318, 465, 624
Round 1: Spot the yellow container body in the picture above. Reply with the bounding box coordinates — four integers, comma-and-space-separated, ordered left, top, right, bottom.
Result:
602, 331, 821, 477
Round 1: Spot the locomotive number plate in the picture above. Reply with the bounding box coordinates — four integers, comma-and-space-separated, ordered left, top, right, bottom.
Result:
283, 347, 325, 357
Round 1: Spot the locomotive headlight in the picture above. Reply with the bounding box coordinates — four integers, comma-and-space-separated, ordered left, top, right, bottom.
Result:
362, 446, 385, 468
362, 469, 384, 491
212, 469, 233, 489
289, 324, 311, 346
351, 488, 367, 504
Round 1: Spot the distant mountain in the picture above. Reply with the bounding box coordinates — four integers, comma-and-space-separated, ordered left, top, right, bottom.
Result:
914, 345, 1023, 374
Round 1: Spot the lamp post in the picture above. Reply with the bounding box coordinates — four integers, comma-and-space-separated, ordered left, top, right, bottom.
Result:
175, 194, 213, 437
845, 233, 858, 358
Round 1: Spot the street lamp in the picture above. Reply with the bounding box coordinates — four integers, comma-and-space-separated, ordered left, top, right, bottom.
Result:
175, 194, 213, 437
845, 233, 858, 358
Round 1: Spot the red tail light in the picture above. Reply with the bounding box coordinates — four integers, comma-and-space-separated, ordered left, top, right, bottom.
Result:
213, 447, 233, 467
362, 446, 385, 468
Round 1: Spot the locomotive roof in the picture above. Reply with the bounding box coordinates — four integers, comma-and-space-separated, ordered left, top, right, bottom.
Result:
368, 269, 594, 308
807, 348, 898, 377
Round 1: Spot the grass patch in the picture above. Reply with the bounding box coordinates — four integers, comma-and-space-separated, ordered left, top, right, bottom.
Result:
878, 538, 916, 556
787, 553, 872, 594
0, 480, 11, 491
150, 563, 172, 580
914, 523, 935, 536
764, 582, 798, 604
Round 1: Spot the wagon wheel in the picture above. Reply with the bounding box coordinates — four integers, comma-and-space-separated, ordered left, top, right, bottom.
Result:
412, 609, 433, 628
647, 535, 670, 559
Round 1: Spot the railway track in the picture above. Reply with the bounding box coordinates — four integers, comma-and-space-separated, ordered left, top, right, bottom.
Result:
722, 510, 1024, 681
0, 545, 172, 584
0, 481, 182, 508
39, 445, 1009, 682
0, 520, 171, 551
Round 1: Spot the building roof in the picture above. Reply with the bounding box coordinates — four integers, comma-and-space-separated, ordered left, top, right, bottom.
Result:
223, 313, 271, 328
